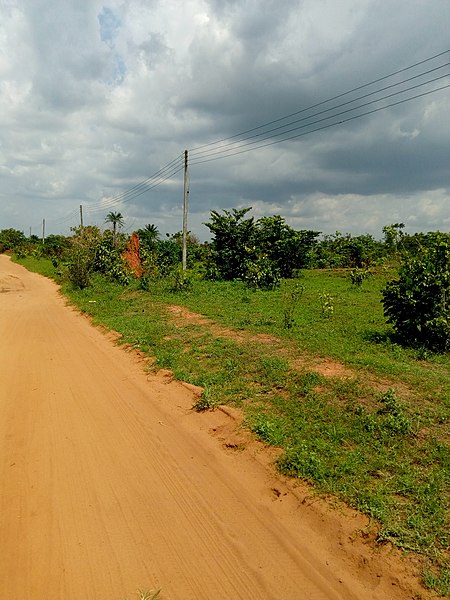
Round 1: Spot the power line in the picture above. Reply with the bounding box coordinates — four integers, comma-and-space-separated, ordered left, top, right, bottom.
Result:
190, 73, 450, 165
189, 64, 449, 160
189, 84, 449, 166
84, 164, 184, 214
35, 49, 449, 234
189, 49, 450, 153
84, 154, 184, 213
41, 157, 184, 230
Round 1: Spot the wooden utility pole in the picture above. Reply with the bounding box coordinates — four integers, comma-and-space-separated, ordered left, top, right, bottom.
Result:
80, 204, 84, 227
42, 219, 45, 243
182, 149, 189, 271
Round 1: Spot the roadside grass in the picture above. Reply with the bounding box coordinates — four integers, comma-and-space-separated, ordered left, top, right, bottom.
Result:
15, 256, 450, 596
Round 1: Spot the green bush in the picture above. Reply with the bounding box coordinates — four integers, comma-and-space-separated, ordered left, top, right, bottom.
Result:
244, 255, 280, 290
382, 233, 450, 351
0, 228, 26, 253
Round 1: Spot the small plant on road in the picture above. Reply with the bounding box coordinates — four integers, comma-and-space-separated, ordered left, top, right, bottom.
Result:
124, 589, 161, 600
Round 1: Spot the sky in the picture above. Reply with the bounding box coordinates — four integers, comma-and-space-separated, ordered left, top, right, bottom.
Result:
0, 0, 449, 241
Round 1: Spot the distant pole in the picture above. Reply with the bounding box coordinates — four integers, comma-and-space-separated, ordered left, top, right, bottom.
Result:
80, 204, 84, 227
42, 219, 45, 243
182, 149, 189, 271
29, 226, 31, 238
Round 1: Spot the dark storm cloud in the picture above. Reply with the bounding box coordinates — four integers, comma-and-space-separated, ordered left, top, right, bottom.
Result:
0, 0, 448, 237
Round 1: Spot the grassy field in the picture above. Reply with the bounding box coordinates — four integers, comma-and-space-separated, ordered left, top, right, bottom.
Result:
16, 255, 450, 596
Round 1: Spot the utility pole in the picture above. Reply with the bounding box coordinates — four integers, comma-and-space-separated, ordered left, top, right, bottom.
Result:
182, 149, 189, 271
42, 219, 45, 243
80, 204, 84, 227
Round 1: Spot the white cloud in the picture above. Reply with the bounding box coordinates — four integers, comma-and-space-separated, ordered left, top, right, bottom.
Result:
0, 0, 448, 239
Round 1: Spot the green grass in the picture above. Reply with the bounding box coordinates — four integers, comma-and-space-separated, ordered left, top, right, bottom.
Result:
15, 256, 450, 596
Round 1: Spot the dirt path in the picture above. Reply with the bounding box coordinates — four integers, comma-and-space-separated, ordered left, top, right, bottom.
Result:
0, 255, 431, 600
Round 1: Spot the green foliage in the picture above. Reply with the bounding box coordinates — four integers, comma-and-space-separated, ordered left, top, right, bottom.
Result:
155, 238, 182, 274
255, 215, 319, 276
349, 267, 371, 287
251, 415, 285, 446
136, 224, 160, 251
382, 232, 450, 351
94, 231, 130, 285
40, 234, 70, 258
314, 232, 383, 268
319, 292, 334, 317
360, 389, 412, 437
193, 387, 218, 411
169, 267, 192, 292
64, 226, 130, 288
423, 566, 450, 597
244, 254, 280, 290
65, 226, 101, 288
0, 228, 26, 252
382, 222, 405, 255
204, 207, 257, 280
104, 211, 124, 245
204, 208, 320, 283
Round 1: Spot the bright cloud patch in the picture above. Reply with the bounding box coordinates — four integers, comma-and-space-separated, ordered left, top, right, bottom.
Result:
0, 0, 448, 239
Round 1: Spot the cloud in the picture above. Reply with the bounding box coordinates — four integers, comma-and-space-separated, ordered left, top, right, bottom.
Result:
0, 0, 448, 241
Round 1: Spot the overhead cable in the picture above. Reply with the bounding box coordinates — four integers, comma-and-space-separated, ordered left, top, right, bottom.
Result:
189, 49, 450, 154
189, 84, 449, 166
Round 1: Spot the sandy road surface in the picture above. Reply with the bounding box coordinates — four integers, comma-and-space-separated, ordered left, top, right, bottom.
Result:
0, 255, 428, 600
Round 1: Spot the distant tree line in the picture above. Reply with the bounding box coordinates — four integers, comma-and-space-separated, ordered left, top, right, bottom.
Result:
1, 209, 449, 352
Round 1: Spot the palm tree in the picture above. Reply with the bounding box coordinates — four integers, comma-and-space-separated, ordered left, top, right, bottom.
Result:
137, 223, 160, 250
105, 211, 124, 245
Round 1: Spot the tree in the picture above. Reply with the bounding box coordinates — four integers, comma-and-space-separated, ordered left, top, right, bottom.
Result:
40, 234, 70, 258
313, 232, 382, 268
137, 224, 160, 251
256, 216, 320, 276
66, 226, 102, 289
0, 228, 26, 253
382, 232, 450, 352
204, 207, 257, 280
382, 223, 405, 256
105, 211, 124, 245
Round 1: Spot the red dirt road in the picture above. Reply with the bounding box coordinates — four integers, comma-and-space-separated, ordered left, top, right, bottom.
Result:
0, 255, 430, 600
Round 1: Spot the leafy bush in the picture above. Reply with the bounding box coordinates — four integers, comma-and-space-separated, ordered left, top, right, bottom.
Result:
66, 245, 92, 289
313, 232, 383, 268
204, 207, 257, 280
255, 215, 319, 276
350, 267, 371, 287
204, 208, 320, 282
0, 228, 26, 253
93, 232, 130, 285
65, 226, 101, 288
244, 255, 280, 290
40, 234, 70, 258
382, 233, 450, 351
169, 267, 192, 292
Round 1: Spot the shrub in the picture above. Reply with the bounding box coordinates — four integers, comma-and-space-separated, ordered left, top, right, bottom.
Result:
65, 226, 101, 288
381, 233, 450, 351
244, 255, 280, 290
350, 267, 371, 287
204, 207, 257, 280
0, 228, 26, 253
